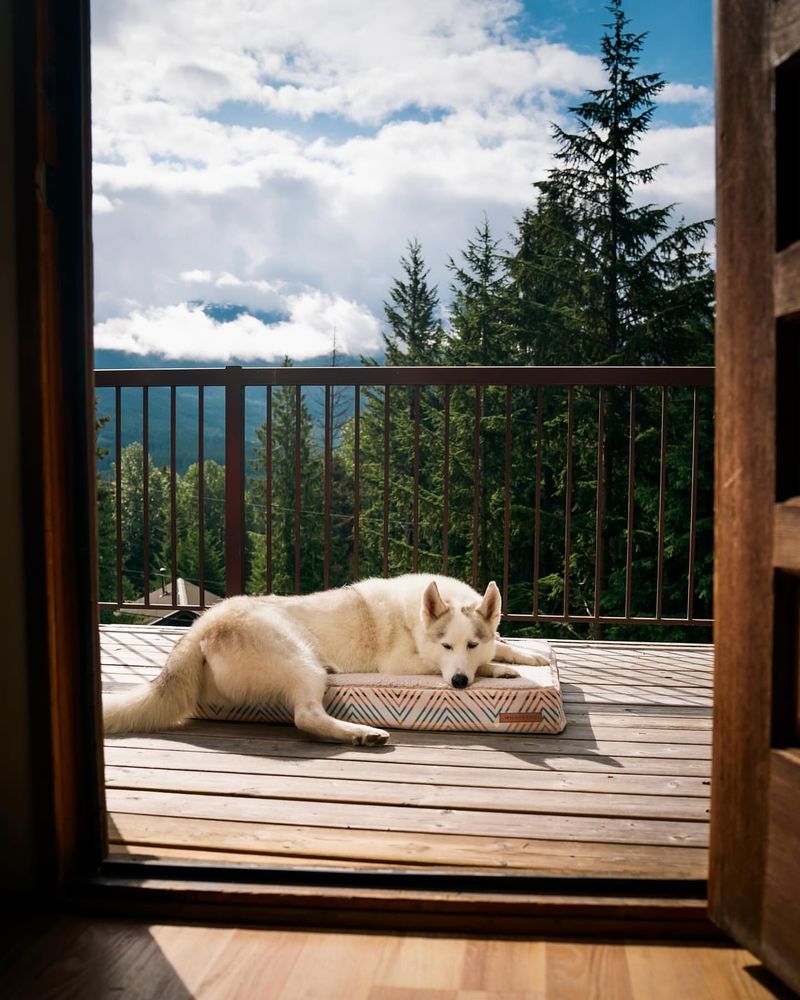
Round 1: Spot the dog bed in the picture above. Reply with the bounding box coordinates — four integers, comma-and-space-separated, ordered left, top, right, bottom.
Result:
194, 639, 567, 734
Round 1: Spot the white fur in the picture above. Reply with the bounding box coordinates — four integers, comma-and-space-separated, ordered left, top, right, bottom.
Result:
103, 574, 550, 745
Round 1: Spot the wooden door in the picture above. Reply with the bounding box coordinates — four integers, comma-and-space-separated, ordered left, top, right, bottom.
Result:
713, 0, 800, 991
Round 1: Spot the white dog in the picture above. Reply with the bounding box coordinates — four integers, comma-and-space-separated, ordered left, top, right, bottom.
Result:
103, 574, 550, 745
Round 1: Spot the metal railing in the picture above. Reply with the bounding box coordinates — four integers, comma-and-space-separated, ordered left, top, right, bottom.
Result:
95, 365, 714, 629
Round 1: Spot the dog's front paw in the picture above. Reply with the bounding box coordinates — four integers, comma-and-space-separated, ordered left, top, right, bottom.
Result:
352, 726, 390, 746
494, 665, 520, 679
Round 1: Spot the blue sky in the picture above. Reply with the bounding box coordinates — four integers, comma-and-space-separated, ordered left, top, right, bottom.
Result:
91, 0, 714, 363
524, 1, 711, 87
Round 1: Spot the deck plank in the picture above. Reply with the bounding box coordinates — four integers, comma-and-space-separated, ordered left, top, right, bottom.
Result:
100, 630, 713, 878
107, 814, 709, 878
106, 787, 709, 846
105, 746, 711, 796
107, 731, 712, 776
105, 765, 710, 820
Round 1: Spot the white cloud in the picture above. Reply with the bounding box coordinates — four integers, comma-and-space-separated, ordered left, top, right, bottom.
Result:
660, 82, 713, 107
639, 126, 715, 223
94, 292, 381, 362
91, 0, 605, 126
93, 192, 115, 214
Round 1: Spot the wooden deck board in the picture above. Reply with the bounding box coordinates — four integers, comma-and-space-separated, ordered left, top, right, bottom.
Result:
101, 630, 713, 879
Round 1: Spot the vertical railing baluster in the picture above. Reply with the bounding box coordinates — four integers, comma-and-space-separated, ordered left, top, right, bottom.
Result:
442, 385, 450, 576
198, 386, 205, 607
353, 386, 360, 581
563, 386, 574, 619
114, 386, 122, 607
294, 385, 302, 594
471, 385, 481, 588
323, 384, 331, 588
594, 386, 606, 621
266, 385, 272, 595
142, 387, 150, 607
625, 385, 636, 620
656, 386, 668, 620
687, 387, 700, 621
383, 385, 390, 577
412, 386, 420, 573
224, 367, 245, 597
502, 385, 512, 618
169, 386, 177, 607
532, 385, 543, 620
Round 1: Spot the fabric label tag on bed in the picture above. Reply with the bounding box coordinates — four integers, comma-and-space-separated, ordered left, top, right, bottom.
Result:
194, 640, 567, 734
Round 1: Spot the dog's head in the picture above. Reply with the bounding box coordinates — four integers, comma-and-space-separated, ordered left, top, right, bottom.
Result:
419, 580, 500, 688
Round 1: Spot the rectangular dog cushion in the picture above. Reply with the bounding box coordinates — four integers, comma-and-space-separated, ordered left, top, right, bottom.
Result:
194, 640, 567, 734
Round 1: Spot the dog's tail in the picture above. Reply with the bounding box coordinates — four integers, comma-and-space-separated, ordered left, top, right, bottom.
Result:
103, 630, 205, 734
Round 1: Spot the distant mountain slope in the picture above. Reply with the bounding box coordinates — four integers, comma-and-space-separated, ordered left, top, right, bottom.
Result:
94, 331, 373, 474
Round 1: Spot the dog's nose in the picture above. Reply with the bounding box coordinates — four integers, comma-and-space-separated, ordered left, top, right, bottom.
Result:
451, 673, 469, 689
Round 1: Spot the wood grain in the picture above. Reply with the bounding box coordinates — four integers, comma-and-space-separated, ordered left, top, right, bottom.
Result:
105, 787, 710, 846
761, 750, 800, 995
105, 765, 710, 821
774, 242, 800, 319
107, 811, 708, 877
104, 745, 712, 795
773, 500, 800, 572
711, 0, 776, 955
108, 731, 713, 776
0, 916, 787, 1000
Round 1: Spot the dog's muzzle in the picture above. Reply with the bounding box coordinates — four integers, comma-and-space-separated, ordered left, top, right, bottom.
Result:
451, 673, 469, 689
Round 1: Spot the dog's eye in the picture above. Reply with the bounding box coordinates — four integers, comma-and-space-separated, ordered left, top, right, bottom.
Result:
467, 641, 478, 650
441, 643, 453, 650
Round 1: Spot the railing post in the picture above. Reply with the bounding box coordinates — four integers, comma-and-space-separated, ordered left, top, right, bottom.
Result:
224, 365, 246, 596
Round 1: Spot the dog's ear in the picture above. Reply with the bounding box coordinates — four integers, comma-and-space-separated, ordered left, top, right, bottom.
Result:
477, 581, 501, 623
421, 580, 448, 622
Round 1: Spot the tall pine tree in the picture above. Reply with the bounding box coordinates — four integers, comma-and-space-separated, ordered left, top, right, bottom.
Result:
510, 0, 713, 366
383, 239, 443, 365
247, 360, 325, 595
447, 218, 511, 366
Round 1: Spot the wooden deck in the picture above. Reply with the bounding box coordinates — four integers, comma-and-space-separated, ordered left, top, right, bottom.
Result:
101, 627, 713, 880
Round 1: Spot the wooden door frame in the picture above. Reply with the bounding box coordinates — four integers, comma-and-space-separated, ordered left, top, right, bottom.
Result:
711, 0, 800, 987
12, 0, 106, 896
12, 0, 723, 937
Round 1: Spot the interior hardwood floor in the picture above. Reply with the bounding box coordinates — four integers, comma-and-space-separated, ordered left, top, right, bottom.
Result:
101, 628, 713, 879
1, 915, 793, 1000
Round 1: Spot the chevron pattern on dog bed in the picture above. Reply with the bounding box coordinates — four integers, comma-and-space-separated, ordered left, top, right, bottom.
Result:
194, 640, 566, 734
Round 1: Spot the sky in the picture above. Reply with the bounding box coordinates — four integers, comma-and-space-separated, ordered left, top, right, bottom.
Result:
90, 0, 714, 365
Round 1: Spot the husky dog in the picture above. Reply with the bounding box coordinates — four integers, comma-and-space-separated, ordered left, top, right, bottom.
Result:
103, 574, 550, 745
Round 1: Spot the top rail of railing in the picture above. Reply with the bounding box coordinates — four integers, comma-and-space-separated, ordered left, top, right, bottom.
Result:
95, 365, 714, 388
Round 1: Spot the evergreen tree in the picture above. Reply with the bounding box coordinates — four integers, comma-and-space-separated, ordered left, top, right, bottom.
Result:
247, 361, 325, 595
176, 460, 226, 595
383, 239, 443, 365
505, 200, 584, 365
355, 242, 447, 577
116, 442, 170, 600
447, 218, 511, 366
511, 0, 713, 366
95, 406, 117, 604
445, 219, 513, 586
497, 0, 715, 636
